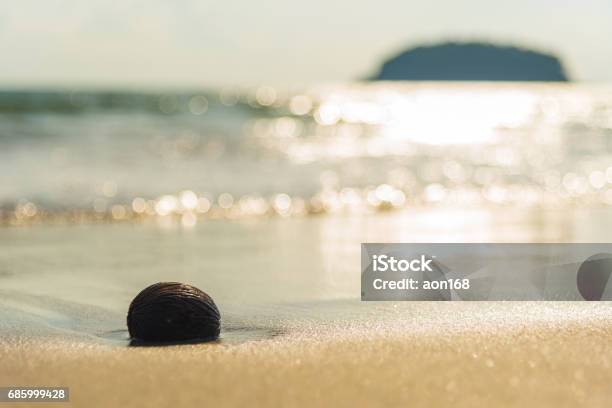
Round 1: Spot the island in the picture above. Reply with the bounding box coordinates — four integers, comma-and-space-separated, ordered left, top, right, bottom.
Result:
372, 42, 568, 81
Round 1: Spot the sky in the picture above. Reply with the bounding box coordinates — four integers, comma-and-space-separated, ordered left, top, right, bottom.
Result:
0, 0, 611, 89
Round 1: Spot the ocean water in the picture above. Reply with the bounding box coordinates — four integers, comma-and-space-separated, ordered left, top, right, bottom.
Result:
2, 83, 612, 219
2, 83, 612, 345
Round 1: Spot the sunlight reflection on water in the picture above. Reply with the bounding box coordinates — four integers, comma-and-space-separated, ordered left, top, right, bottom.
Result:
1, 83, 612, 226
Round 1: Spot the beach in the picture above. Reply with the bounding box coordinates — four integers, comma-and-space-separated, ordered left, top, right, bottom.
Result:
2, 0, 612, 403
1, 208, 612, 406
2, 301, 612, 407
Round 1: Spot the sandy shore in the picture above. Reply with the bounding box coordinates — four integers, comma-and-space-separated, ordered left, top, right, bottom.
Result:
2, 303, 611, 407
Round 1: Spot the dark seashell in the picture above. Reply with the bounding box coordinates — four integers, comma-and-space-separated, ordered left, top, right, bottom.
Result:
577, 253, 612, 301
127, 282, 221, 342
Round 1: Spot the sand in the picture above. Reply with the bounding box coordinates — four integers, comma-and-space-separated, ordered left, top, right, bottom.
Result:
2, 302, 611, 408
2, 214, 612, 407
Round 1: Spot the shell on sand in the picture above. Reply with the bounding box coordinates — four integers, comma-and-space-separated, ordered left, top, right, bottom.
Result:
127, 282, 221, 342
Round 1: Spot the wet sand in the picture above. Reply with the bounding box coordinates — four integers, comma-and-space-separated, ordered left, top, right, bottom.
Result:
2, 302, 611, 407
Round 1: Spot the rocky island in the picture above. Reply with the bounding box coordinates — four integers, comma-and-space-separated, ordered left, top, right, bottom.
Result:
373, 42, 568, 81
